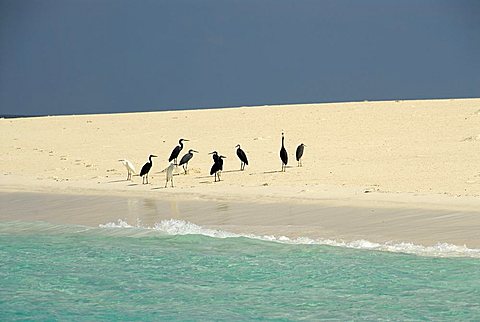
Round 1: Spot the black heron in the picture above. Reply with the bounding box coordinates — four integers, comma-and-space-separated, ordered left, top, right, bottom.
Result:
169, 139, 189, 164
235, 144, 249, 171
209, 151, 220, 163
140, 154, 157, 184
178, 149, 198, 174
296, 143, 306, 167
209, 152, 226, 182
280, 132, 288, 171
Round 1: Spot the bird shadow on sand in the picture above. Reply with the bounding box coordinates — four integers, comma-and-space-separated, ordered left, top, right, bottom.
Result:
195, 175, 214, 179
221, 169, 243, 173
263, 170, 283, 174
107, 179, 130, 183
127, 183, 140, 187
263, 166, 294, 174
151, 186, 170, 190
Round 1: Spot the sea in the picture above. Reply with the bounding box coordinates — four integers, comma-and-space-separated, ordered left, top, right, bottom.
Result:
1, 194, 480, 320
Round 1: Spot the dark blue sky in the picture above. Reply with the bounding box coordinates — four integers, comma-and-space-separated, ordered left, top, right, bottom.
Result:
1, 0, 479, 116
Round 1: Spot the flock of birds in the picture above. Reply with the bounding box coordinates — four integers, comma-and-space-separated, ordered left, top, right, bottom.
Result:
118, 132, 306, 188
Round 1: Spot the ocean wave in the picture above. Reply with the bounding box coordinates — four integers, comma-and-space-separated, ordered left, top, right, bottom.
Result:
99, 219, 480, 258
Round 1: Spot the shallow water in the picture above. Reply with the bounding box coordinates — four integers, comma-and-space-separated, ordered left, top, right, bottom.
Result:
1, 221, 480, 320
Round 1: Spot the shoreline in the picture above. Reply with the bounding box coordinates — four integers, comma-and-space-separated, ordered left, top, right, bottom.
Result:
3, 173, 480, 212
2, 98, 480, 250
2, 184, 480, 249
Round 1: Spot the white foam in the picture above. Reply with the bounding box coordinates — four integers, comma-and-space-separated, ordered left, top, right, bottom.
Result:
99, 219, 133, 228
99, 219, 480, 258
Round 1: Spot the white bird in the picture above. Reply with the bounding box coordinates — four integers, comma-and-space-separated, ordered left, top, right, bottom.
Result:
118, 159, 136, 180
162, 163, 177, 188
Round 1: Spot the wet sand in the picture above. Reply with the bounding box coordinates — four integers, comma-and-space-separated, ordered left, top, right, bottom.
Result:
2, 191, 479, 248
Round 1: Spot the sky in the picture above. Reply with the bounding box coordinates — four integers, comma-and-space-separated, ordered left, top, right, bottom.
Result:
1, 0, 479, 116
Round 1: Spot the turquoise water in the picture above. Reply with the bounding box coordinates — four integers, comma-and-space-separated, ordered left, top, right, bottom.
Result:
1, 221, 479, 320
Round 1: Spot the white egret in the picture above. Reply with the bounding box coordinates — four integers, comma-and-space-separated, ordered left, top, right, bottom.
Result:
118, 159, 136, 180
163, 162, 177, 188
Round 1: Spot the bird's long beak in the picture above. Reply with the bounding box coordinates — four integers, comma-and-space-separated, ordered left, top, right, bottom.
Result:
184, 139, 190, 141
118, 159, 124, 161
208, 152, 215, 155
152, 155, 158, 157
193, 150, 199, 153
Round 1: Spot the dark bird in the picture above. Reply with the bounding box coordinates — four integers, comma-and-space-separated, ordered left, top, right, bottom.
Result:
209, 152, 225, 182
235, 144, 249, 171
280, 132, 288, 171
140, 154, 157, 184
296, 143, 306, 167
169, 139, 189, 164
178, 149, 198, 174
209, 151, 220, 163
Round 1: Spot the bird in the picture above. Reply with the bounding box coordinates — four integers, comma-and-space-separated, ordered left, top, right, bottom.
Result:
209, 152, 225, 182
208, 151, 224, 171
235, 144, 249, 171
169, 139, 189, 164
118, 159, 136, 180
178, 149, 198, 174
296, 143, 306, 167
209, 151, 219, 163
140, 154, 157, 184
280, 132, 288, 171
163, 162, 177, 188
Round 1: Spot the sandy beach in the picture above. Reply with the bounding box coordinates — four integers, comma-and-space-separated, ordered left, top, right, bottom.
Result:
2, 98, 480, 247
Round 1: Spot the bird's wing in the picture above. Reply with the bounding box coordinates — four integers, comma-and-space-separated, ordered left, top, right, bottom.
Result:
179, 154, 191, 165
139, 163, 149, 176
238, 149, 248, 165
169, 146, 181, 161
127, 161, 136, 173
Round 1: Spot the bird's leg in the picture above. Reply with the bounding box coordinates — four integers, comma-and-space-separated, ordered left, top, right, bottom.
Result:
165, 179, 167, 188
171, 176, 174, 187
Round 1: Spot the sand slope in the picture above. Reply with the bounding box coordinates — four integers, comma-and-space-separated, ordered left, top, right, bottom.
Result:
2, 98, 480, 200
